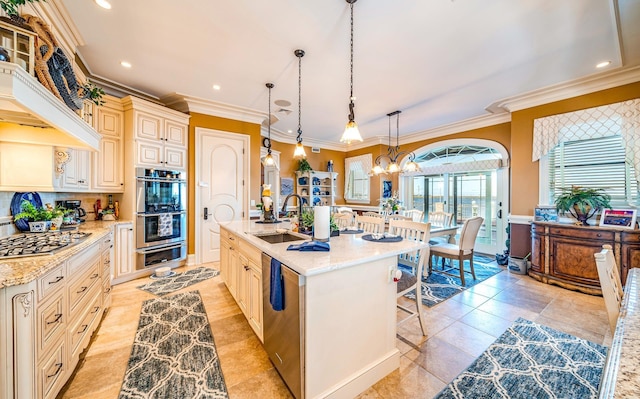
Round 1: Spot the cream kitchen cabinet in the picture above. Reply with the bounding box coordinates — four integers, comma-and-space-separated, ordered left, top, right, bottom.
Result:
0, 234, 111, 399
91, 97, 125, 192
112, 222, 135, 285
123, 96, 190, 171
54, 147, 91, 191
220, 226, 263, 341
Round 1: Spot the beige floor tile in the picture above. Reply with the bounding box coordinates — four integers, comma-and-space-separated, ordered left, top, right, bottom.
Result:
371, 356, 446, 399
226, 368, 293, 398
433, 320, 498, 357
476, 298, 540, 322
459, 309, 513, 337
405, 336, 476, 384
430, 298, 475, 320
216, 335, 274, 387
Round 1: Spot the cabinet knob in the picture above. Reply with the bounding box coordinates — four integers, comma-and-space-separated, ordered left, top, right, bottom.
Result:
244, 265, 250, 271
596, 233, 602, 237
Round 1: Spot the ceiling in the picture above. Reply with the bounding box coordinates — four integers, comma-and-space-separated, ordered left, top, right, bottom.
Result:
58, 0, 640, 150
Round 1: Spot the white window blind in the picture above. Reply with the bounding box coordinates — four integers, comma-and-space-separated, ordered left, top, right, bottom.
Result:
549, 135, 638, 207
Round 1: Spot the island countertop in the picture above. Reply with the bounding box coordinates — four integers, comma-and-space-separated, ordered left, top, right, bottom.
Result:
0, 221, 127, 288
221, 220, 429, 277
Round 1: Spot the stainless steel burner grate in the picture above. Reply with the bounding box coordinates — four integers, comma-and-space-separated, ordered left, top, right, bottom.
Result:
0, 231, 92, 259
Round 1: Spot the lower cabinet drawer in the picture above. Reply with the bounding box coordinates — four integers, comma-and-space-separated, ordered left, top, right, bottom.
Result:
69, 287, 102, 360
102, 278, 112, 309
37, 263, 65, 303
37, 291, 65, 359
38, 339, 67, 399
68, 260, 101, 318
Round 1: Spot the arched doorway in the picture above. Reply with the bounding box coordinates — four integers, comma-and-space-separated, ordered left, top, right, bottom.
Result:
399, 139, 509, 255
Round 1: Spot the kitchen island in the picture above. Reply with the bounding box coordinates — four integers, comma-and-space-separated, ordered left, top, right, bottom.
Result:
220, 220, 429, 399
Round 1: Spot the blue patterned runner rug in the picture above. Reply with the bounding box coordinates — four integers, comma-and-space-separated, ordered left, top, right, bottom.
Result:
137, 267, 220, 296
433, 318, 607, 399
118, 290, 228, 399
402, 255, 503, 307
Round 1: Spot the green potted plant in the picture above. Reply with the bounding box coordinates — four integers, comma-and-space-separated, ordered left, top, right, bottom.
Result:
297, 158, 312, 172
13, 200, 54, 232
298, 207, 339, 236
554, 186, 612, 226
0, 0, 45, 25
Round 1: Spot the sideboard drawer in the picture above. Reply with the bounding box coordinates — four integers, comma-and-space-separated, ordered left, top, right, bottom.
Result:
549, 227, 614, 241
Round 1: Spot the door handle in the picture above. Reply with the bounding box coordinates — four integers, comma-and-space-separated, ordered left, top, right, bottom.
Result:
204, 207, 208, 220
497, 210, 502, 219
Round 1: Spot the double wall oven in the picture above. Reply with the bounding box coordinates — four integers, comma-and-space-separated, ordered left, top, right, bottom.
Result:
135, 168, 187, 269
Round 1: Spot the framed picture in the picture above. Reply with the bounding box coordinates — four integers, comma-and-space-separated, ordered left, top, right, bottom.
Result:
280, 177, 294, 197
599, 209, 637, 229
534, 207, 558, 222
382, 181, 392, 199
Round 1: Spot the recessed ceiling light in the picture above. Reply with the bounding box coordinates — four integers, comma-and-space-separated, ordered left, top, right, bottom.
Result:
596, 61, 611, 68
212, 84, 221, 91
95, 0, 112, 9
120, 61, 132, 68
287, 130, 292, 133
274, 99, 291, 107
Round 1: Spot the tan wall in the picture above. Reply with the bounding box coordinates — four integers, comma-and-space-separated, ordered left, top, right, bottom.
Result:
510, 81, 640, 215
187, 113, 261, 254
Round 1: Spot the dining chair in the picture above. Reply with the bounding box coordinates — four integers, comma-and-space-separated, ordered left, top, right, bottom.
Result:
390, 220, 431, 335
333, 212, 355, 229
387, 214, 412, 222
336, 206, 353, 214
428, 211, 453, 228
429, 216, 483, 286
594, 244, 623, 334
356, 214, 386, 234
362, 211, 383, 218
402, 209, 424, 222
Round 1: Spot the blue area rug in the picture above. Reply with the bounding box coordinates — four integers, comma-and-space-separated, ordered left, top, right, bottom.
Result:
137, 267, 220, 296
402, 255, 503, 307
433, 318, 607, 399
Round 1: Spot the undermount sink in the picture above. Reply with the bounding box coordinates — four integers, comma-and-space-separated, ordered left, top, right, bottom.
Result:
253, 232, 308, 244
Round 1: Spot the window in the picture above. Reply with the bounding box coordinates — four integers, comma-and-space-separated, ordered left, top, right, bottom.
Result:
344, 154, 371, 203
546, 135, 638, 207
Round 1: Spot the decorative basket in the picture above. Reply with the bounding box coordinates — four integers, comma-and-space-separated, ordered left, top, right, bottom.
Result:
28, 221, 50, 233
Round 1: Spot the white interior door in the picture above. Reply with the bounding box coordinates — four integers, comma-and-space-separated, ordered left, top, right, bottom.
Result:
196, 128, 248, 264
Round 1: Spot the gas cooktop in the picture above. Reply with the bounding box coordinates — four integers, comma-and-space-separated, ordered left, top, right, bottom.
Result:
0, 231, 92, 259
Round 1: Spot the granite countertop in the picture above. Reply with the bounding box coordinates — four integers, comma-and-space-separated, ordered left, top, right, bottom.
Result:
599, 267, 640, 398
221, 220, 429, 277
0, 221, 128, 288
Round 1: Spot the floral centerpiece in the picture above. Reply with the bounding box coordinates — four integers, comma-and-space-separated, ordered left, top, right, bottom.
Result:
379, 191, 403, 214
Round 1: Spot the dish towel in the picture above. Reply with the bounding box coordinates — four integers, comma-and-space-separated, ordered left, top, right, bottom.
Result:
157, 213, 173, 237
286, 241, 330, 251
270, 258, 284, 311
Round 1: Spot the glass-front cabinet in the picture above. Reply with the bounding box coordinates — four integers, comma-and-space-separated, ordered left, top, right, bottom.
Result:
0, 19, 36, 75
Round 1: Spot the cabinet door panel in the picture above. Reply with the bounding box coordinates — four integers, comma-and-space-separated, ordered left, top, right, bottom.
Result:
550, 239, 604, 284
96, 107, 122, 137
164, 120, 187, 146
135, 111, 162, 141
164, 146, 186, 170
93, 137, 123, 191
136, 141, 163, 167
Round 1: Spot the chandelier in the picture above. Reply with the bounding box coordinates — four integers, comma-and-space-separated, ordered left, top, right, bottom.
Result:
293, 49, 307, 159
339, 0, 363, 144
371, 110, 420, 174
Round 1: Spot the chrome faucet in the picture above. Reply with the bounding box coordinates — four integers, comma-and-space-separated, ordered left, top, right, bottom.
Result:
281, 194, 303, 219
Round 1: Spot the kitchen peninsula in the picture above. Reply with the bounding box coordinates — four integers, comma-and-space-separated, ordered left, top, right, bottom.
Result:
220, 220, 429, 399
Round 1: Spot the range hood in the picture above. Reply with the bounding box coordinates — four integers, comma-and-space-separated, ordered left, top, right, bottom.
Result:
0, 63, 100, 150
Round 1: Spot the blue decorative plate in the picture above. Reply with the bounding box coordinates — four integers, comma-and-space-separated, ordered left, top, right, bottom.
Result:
11, 192, 43, 232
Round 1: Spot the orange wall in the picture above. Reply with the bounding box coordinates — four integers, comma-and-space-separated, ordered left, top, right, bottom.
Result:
510, 81, 640, 215
187, 113, 261, 254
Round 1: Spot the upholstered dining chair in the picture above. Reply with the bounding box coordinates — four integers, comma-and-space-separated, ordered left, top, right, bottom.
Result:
356, 214, 386, 234
429, 216, 483, 286
390, 219, 431, 335
402, 209, 425, 222
333, 212, 355, 229
594, 244, 623, 334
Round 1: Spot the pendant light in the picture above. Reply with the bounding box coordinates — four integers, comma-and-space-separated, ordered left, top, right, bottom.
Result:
263, 83, 275, 167
371, 110, 421, 174
293, 49, 307, 159
340, 0, 363, 144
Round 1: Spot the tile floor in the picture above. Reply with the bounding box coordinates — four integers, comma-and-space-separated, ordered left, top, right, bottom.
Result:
59, 261, 611, 399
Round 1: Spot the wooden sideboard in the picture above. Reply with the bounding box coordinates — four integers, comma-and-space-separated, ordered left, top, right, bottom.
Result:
530, 222, 640, 295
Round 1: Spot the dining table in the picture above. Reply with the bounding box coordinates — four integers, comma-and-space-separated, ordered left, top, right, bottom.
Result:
429, 225, 459, 244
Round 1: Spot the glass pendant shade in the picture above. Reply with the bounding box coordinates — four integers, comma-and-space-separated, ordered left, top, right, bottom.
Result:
263, 152, 275, 167
371, 164, 385, 175
340, 0, 363, 145
341, 120, 362, 144
403, 161, 420, 172
387, 162, 400, 173
293, 142, 306, 158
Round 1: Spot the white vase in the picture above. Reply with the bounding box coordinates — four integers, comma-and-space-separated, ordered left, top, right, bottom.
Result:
28, 221, 50, 233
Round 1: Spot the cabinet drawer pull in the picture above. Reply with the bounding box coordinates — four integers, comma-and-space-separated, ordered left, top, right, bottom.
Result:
105, 287, 112, 293
46, 313, 63, 325
244, 265, 250, 271
91, 306, 100, 314
229, 236, 235, 241
77, 324, 89, 334
77, 286, 88, 294
104, 260, 111, 264
47, 363, 63, 378
90, 273, 99, 279
48, 276, 64, 285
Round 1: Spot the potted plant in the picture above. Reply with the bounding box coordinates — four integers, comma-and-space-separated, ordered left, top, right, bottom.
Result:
0, 0, 44, 25
554, 186, 612, 226
297, 207, 340, 237
13, 199, 54, 232
297, 158, 312, 172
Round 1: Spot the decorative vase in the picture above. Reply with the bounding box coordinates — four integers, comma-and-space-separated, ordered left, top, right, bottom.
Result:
50, 216, 63, 230
28, 221, 50, 233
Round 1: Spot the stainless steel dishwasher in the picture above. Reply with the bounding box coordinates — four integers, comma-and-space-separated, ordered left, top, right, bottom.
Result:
262, 253, 306, 399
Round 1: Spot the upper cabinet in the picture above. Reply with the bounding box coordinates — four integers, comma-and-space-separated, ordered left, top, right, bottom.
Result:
123, 96, 190, 171
91, 96, 125, 192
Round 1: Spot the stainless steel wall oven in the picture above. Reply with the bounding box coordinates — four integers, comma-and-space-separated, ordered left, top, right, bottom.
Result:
135, 168, 187, 269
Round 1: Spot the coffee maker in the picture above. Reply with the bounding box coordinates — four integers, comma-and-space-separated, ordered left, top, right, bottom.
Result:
56, 200, 87, 223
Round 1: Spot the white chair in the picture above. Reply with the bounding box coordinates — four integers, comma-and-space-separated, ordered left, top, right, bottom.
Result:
402, 209, 424, 222
333, 212, 354, 229
429, 216, 483, 286
387, 214, 412, 222
428, 211, 453, 228
362, 211, 383, 218
594, 244, 623, 334
336, 206, 353, 214
390, 219, 431, 335
356, 214, 385, 234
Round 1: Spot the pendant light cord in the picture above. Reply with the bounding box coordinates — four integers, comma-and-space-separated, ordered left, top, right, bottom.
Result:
297, 50, 303, 142
266, 83, 273, 154
348, 0, 355, 121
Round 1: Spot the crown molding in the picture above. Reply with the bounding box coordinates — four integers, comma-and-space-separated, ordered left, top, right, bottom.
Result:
162, 93, 266, 125
486, 65, 640, 113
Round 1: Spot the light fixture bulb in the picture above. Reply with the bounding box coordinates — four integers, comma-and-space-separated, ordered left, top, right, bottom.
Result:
387, 163, 400, 173
403, 161, 420, 173
263, 153, 275, 167
293, 142, 306, 159
341, 120, 362, 144
371, 165, 385, 175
